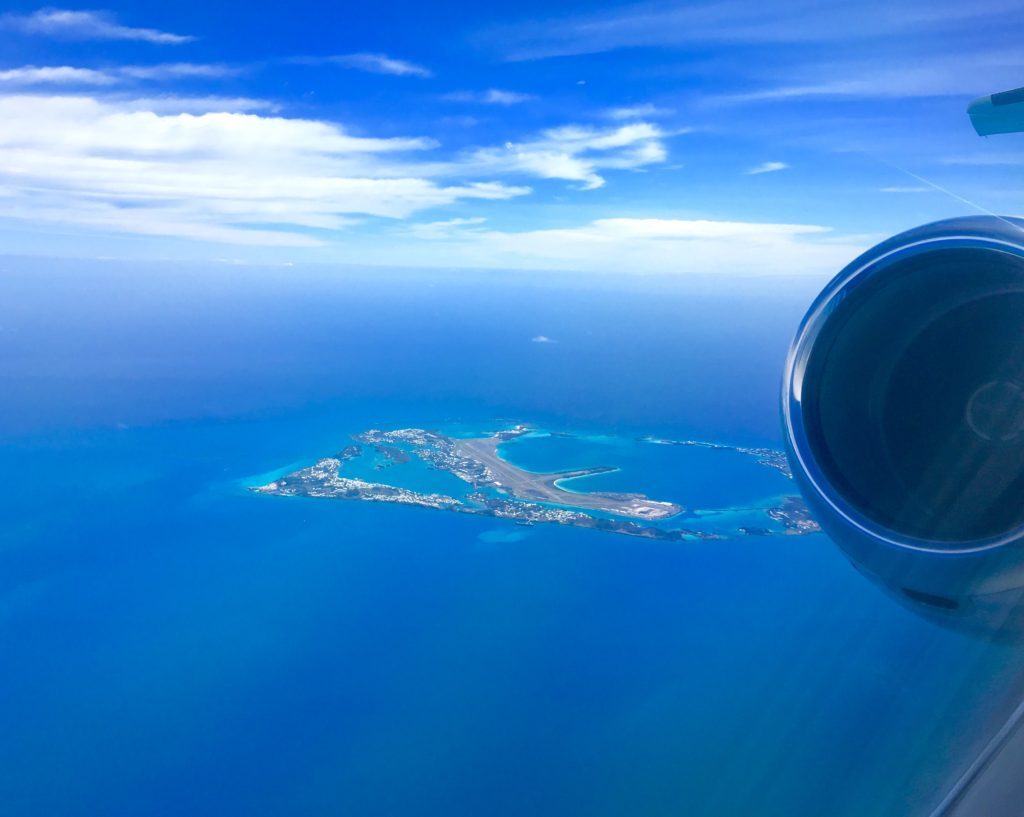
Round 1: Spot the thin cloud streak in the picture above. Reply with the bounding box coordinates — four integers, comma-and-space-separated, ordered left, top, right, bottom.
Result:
880, 186, 933, 193
410, 216, 487, 239
0, 66, 116, 85
604, 103, 673, 119
122, 96, 281, 114
406, 217, 865, 275
746, 161, 788, 175
0, 63, 243, 86
483, 0, 1018, 61
444, 89, 536, 105
318, 53, 433, 78
942, 154, 1024, 166
708, 49, 1024, 105
0, 8, 193, 44
119, 63, 243, 80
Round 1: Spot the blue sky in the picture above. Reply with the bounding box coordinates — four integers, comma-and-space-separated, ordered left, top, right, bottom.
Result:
0, 0, 1020, 273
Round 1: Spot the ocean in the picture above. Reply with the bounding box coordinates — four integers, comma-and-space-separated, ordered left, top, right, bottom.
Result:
2, 258, 1023, 817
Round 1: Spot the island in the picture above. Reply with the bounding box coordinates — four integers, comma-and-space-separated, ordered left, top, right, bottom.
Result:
251, 424, 820, 540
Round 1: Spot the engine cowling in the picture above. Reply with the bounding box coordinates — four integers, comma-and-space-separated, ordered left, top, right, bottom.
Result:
783, 215, 1024, 636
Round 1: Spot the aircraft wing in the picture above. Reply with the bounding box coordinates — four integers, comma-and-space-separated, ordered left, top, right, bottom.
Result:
968, 86, 1024, 135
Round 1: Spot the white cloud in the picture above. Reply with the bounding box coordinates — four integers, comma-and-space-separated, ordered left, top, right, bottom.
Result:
444, 89, 536, 105
0, 92, 691, 249
0, 65, 116, 85
403, 217, 865, 275
465, 122, 672, 189
1, 8, 192, 44
0, 94, 530, 245
604, 103, 673, 120
324, 53, 432, 78
746, 161, 788, 175
531, 335, 556, 343
0, 95, 436, 155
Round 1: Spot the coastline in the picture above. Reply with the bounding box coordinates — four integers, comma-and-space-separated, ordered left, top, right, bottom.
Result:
249, 423, 820, 540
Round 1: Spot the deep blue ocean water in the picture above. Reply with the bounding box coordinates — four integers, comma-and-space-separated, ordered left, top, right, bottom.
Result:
3, 258, 1024, 817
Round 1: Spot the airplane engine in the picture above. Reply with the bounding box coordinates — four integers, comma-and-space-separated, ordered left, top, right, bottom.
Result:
783, 215, 1024, 636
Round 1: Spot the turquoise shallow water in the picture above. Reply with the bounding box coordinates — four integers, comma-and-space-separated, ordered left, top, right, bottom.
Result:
499, 431, 788, 511
2, 262, 1024, 817
339, 443, 476, 498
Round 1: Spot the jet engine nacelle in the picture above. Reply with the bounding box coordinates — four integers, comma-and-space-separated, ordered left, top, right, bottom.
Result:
783, 216, 1024, 637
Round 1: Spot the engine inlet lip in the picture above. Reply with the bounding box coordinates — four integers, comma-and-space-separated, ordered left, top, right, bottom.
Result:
782, 218, 1024, 556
